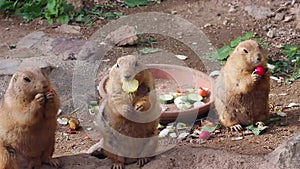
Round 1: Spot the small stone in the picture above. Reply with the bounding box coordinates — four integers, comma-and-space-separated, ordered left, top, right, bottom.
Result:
105, 25, 138, 47
5, 28, 9, 31
17, 31, 45, 49
204, 23, 212, 28
274, 13, 285, 21
296, 22, 300, 30
283, 15, 294, 22
228, 5, 237, 13
56, 24, 81, 34
245, 5, 273, 19
267, 29, 275, 38
265, 133, 300, 168
223, 20, 228, 25
171, 10, 177, 15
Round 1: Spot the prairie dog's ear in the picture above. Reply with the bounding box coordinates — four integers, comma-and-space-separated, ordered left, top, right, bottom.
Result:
11, 72, 20, 82
41, 66, 54, 76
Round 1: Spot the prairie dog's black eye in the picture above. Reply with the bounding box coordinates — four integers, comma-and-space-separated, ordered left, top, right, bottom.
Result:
135, 61, 138, 67
116, 64, 119, 68
23, 76, 31, 82
243, 49, 249, 54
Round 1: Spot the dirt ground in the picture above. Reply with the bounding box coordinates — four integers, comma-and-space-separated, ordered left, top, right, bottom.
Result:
0, 0, 299, 168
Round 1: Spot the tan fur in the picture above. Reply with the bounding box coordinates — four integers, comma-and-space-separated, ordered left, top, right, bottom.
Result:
214, 40, 270, 129
100, 55, 159, 169
0, 67, 60, 169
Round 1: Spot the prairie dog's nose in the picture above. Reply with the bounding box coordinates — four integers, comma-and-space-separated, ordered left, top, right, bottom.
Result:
257, 54, 262, 61
41, 80, 48, 90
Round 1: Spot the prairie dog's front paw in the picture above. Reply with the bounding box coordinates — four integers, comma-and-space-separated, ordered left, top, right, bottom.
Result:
251, 71, 261, 82
35, 93, 45, 105
230, 124, 243, 132
45, 92, 54, 102
133, 97, 151, 111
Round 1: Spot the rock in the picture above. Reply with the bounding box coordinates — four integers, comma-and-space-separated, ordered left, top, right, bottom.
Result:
9, 48, 38, 59
274, 12, 285, 21
77, 41, 100, 62
296, 22, 300, 30
40, 154, 108, 169
203, 23, 212, 28
51, 38, 86, 58
56, 24, 81, 34
0, 58, 52, 75
265, 133, 300, 169
19, 59, 53, 73
267, 29, 275, 38
17, 31, 45, 49
244, 5, 274, 19
0, 59, 22, 75
171, 10, 177, 15
284, 15, 294, 22
105, 25, 138, 47
228, 5, 237, 13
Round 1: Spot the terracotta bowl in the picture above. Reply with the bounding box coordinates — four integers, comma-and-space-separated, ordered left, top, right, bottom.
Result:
98, 64, 215, 124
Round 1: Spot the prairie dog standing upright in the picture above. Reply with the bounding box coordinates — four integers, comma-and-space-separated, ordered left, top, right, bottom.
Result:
98, 55, 160, 169
214, 40, 270, 131
0, 67, 60, 168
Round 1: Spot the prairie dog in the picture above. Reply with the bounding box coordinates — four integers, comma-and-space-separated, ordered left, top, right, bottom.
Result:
0, 67, 60, 169
214, 40, 270, 131
98, 55, 160, 169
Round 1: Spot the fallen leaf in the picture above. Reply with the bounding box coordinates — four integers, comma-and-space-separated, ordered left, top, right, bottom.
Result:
264, 117, 281, 124
231, 136, 244, 141
276, 111, 287, 117
138, 48, 160, 55
200, 125, 219, 133
277, 122, 289, 126
178, 132, 189, 139
287, 102, 299, 108
245, 124, 268, 135
175, 54, 188, 60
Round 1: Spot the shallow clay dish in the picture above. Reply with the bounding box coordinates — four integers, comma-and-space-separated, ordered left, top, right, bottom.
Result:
98, 64, 215, 124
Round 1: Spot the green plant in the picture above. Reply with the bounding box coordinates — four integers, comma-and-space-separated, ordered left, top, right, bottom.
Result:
124, 0, 162, 8
0, 0, 123, 25
269, 44, 300, 83
75, 4, 123, 26
216, 32, 256, 64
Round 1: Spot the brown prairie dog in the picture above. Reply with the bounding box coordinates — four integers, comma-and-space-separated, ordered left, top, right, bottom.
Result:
0, 67, 60, 169
214, 40, 270, 131
99, 55, 160, 169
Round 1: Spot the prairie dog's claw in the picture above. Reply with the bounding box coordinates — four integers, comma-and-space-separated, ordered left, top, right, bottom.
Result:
134, 104, 144, 111
112, 162, 124, 169
35, 93, 45, 105
46, 158, 60, 167
45, 92, 54, 102
230, 124, 243, 132
251, 71, 261, 82
137, 158, 149, 167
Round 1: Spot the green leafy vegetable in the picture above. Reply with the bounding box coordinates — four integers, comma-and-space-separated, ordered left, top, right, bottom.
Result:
246, 124, 268, 135
125, 0, 148, 8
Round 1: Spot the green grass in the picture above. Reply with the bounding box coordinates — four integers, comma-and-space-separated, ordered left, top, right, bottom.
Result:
0, 0, 123, 25
269, 44, 300, 83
